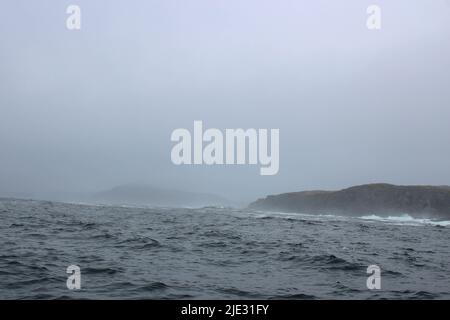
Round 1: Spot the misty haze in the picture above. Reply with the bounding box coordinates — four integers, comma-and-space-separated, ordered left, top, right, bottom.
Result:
0, 0, 449, 300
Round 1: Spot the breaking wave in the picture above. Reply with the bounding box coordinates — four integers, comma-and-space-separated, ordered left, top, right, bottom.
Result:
359, 214, 450, 227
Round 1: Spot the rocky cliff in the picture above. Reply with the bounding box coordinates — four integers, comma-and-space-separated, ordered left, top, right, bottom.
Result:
248, 184, 450, 219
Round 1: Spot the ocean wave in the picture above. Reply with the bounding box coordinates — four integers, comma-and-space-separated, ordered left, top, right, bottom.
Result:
277, 253, 363, 272
248, 211, 343, 223
247, 210, 450, 227
216, 287, 261, 298
83, 267, 122, 275
2, 198, 449, 299
137, 281, 169, 292
270, 293, 317, 300
118, 236, 161, 247
307, 254, 363, 271
359, 214, 450, 227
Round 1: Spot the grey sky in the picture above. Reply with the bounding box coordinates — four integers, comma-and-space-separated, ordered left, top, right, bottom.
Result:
1, 0, 450, 202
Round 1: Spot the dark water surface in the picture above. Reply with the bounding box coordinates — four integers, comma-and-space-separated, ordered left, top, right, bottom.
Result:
0, 198, 449, 299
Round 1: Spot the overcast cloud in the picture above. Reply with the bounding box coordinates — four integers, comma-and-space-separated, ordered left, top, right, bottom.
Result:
1, 0, 450, 202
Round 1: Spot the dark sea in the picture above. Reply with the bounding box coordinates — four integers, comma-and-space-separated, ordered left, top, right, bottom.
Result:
0, 198, 449, 299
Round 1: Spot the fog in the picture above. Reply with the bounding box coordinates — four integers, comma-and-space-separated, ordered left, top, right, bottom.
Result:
1, 0, 450, 203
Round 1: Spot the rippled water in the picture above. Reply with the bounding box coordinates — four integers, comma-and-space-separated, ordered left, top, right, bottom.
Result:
0, 198, 449, 299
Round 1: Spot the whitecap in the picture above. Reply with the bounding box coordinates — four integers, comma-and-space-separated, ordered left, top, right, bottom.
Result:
359, 214, 450, 227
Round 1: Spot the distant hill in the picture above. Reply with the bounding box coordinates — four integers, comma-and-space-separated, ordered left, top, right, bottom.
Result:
91, 184, 232, 207
248, 183, 450, 219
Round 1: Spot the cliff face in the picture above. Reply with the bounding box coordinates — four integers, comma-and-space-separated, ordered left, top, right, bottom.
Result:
248, 184, 450, 219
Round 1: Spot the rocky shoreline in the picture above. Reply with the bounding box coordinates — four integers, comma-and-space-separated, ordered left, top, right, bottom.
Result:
249, 184, 450, 219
